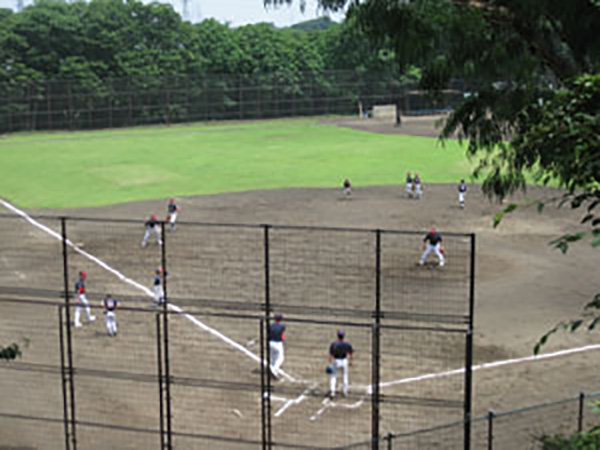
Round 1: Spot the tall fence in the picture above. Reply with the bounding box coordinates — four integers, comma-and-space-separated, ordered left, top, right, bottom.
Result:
0, 214, 474, 449
0, 71, 468, 133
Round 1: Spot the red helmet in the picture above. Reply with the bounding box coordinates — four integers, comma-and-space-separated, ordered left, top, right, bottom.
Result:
151, 214, 158, 220
430, 226, 437, 233
80, 271, 87, 279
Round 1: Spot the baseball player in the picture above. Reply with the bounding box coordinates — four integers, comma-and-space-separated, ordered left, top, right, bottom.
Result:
103, 294, 119, 337
166, 198, 179, 231
152, 268, 166, 306
419, 227, 445, 267
268, 313, 286, 379
74, 271, 95, 328
342, 178, 352, 197
141, 214, 162, 247
413, 173, 422, 199
458, 179, 467, 208
327, 329, 353, 399
406, 172, 413, 198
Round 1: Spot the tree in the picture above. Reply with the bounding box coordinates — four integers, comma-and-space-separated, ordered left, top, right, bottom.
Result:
0, 343, 21, 361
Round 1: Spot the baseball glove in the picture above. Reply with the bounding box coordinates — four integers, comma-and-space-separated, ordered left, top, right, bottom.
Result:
326, 365, 334, 375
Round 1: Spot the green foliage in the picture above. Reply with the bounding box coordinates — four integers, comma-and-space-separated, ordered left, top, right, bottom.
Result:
0, 0, 410, 132
0, 343, 21, 361
539, 429, 600, 449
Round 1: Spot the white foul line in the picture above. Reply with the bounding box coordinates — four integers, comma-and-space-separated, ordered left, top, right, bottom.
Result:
274, 384, 317, 417
377, 343, 600, 390
0, 199, 296, 383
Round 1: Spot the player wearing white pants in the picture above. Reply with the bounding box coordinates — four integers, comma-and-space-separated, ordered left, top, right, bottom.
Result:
142, 215, 162, 247
167, 198, 179, 231
328, 330, 353, 398
103, 295, 119, 337
413, 173, 422, 199
268, 314, 285, 378
419, 227, 445, 267
74, 271, 95, 328
405, 172, 413, 198
458, 180, 467, 208
342, 178, 352, 197
153, 268, 165, 306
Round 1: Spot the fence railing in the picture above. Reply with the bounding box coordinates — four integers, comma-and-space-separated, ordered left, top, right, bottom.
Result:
0, 215, 475, 449
350, 391, 600, 449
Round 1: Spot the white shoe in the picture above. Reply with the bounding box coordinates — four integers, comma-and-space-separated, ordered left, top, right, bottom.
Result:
75, 323, 82, 328
439, 262, 445, 267
89, 316, 96, 322
419, 260, 425, 266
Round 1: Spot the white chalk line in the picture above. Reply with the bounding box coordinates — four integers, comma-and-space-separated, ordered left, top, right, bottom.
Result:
0, 199, 297, 383
377, 343, 600, 391
5, 199, 600, 420
274, 384, 318, 418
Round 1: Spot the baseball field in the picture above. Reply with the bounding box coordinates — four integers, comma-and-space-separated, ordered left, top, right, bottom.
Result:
1, 115, 599, 449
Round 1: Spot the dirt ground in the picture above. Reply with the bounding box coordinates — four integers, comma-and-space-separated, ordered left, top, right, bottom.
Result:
1, 115, 600, 449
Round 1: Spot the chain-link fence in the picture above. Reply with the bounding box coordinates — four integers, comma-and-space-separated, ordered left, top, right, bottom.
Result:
0, 214, 474, 449
0, 72, 468, 133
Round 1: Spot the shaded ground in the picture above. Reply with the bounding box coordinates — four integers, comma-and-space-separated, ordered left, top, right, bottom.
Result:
1, 115, 600, 448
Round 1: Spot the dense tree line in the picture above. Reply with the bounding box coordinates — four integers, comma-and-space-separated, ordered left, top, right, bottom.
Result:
0, 0, 425, 131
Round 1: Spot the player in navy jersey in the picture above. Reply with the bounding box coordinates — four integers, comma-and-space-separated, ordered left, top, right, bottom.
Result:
141, 214, 162, 247
327, 329, 353, 398
269, 313, 286, 379
103, 294, 119, 337
413, 173, 422, 199
342, 178, 352, 197
419, 227, 445, 267
166, 198, 179, 231
74, 271, 96, 328
458, 179, 467, 208
406, 172, 413, 198
152, 268, 165, 306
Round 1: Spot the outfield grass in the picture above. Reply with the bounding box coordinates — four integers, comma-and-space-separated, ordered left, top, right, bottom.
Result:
0, 119, 474, 208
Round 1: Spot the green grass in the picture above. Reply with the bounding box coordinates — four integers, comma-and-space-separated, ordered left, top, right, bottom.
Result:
0, 119, 474, 209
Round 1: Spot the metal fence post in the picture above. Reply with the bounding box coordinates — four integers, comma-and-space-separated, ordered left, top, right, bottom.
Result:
487, 410, 495, 450
58, 306, 71, 450
156, 314, 165, 449
263, 225, 272, 448
160, 223, 172, 449
61, 217, 77, 450
464, 234, 476, 450
372, 230, 382, 450
578, 392, 585, 433
260, 319, 268, 450
386, 432, 393, 450
263, 225, 271, 316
